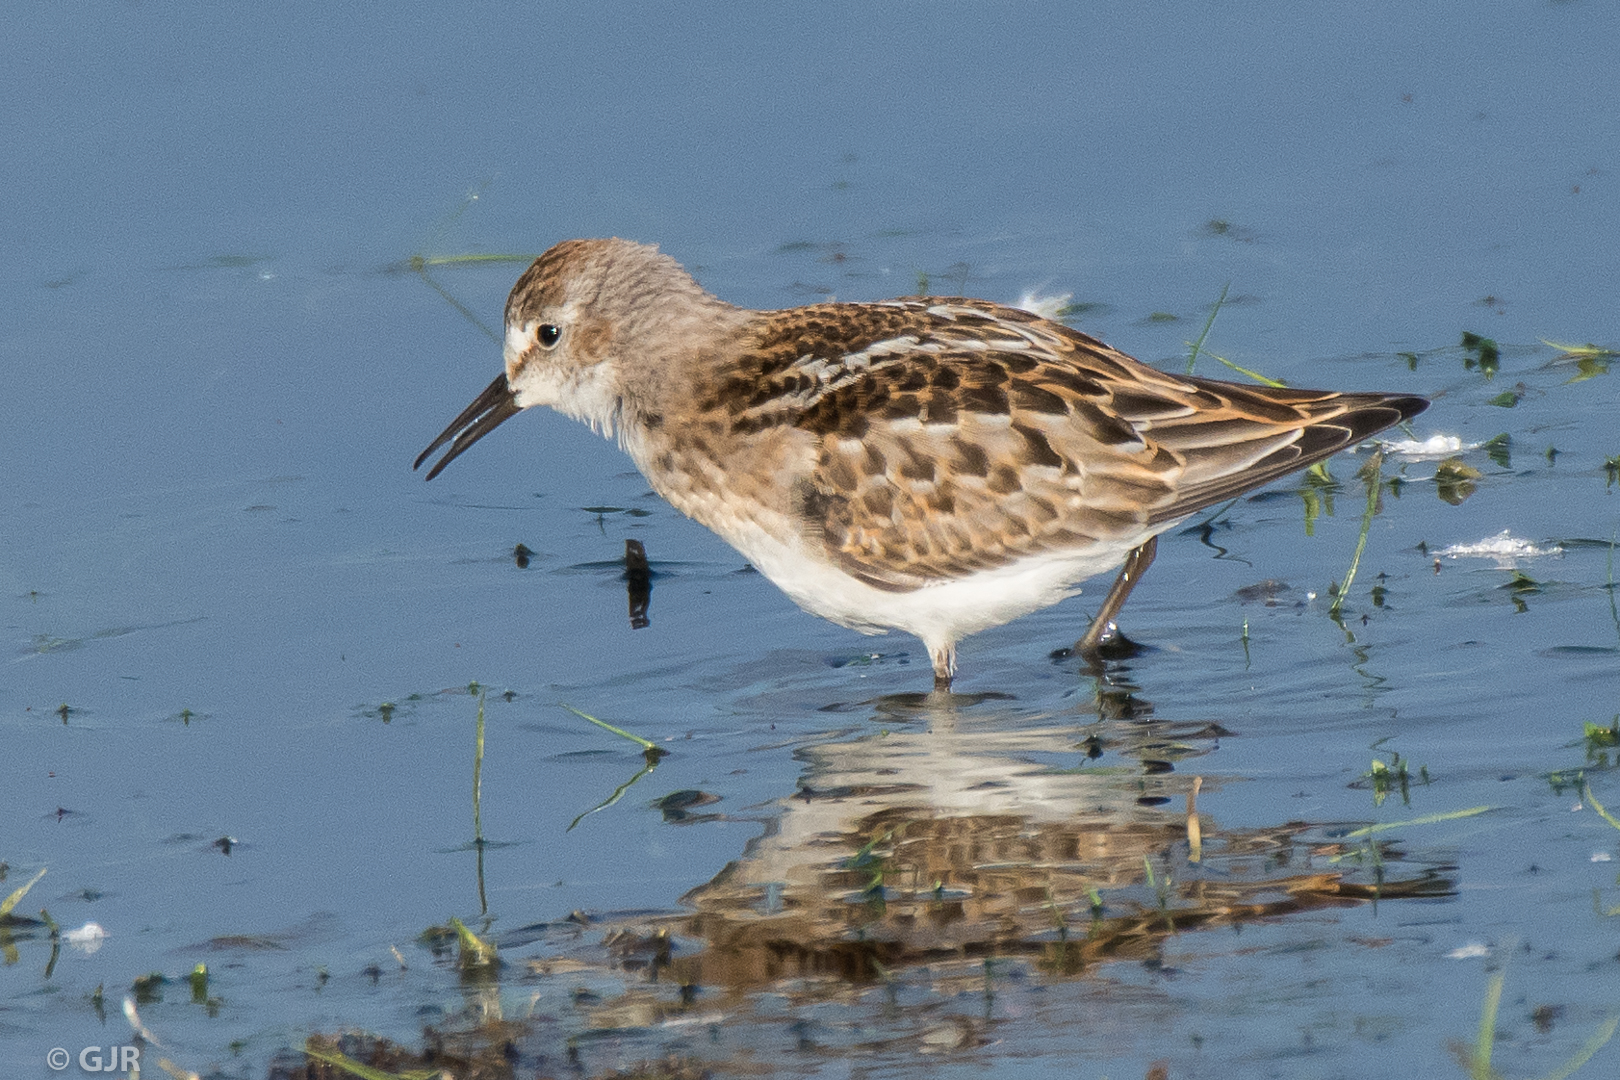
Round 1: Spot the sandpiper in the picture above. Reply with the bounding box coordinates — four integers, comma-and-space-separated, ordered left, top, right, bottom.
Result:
417, 239, 1426, 689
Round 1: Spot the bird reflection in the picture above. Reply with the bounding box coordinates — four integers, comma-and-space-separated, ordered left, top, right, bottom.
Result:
624, 539, 652, 630
655, 689, 1450, 988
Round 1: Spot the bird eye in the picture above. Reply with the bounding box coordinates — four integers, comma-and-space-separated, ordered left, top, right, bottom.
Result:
537, 323, 561, 348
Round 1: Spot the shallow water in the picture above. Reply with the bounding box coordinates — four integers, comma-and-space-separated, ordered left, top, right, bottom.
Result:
5, 3, 1620, 1078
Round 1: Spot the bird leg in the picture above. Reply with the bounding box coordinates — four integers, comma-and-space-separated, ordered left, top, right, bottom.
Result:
930, 643, 957, 692
1073, 535, 1157, 662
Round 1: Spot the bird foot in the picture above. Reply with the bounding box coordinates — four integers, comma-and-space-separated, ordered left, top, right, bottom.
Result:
1053, 622, 1149, 672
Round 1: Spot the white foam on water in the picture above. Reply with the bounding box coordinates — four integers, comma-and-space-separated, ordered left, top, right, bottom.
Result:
1381, 434, 1475, 459
1433, 529, 1560, 568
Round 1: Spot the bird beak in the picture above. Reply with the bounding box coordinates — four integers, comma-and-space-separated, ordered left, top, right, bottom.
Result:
414, 373, 523, 480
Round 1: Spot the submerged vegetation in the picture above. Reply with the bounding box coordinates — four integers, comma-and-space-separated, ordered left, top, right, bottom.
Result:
1357, 746, 1432, 807
1461, 331, 1501, 380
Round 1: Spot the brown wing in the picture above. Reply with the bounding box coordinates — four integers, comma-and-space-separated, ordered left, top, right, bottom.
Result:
728, 298, 1425, 590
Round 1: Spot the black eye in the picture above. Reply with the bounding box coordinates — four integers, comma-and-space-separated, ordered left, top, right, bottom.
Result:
538, 324, 561, 348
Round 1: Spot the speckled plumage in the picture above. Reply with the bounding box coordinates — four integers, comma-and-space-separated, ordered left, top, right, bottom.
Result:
417, 238, 1427, 687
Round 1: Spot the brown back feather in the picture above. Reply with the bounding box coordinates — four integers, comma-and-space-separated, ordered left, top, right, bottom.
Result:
728, 297, 1425, 588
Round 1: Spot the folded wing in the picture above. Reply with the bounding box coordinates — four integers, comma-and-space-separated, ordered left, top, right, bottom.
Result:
749, 299, 1424, 590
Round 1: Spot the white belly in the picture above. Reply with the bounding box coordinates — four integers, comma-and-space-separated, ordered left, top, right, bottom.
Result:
727, 522, 1133, 654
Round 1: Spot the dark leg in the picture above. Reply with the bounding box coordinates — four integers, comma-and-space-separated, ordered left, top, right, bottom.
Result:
624, 539, 652, 629
1073, 536, 1158, 662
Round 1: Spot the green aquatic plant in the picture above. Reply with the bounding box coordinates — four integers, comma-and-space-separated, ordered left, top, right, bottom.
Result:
1461, 330, 1501, 379
1581, 778, 1620, 834
1567, 356, 1613, 383
447, 917, 498, 971
559, 703, 666, 760
1361, 751, 1430, 808
1499, 571, 1541, 614
568, 756, 662, 832
1584, 718, 1620, 754
1184, 281, 1229, 376
407, 250, 538, 346
301, 1040, 443, 1080
1583, 781, 1620, 921
0, 867, 45, 919
396, 184, 542, 343
1330, 450, 1385, 617
1502, 571, 1541, 593
1452, 947, 1619, 1080
1300, 461, 1338, 536
132, 971, 167, 1004
1055, 299, 1109, 322
1543, 339, 1616, 385
1178, 282, 1286, 385
1542, 339, 1617, 359
1337, 805, 1492, 843
1329, 806, 1488, 875
1144, 855, 1174, 912
1203, 348, 1288, 387
845, 829, 894, 871
469, 694, 491, 906
1482, 434, 1513, 469
1436, 457, 1483, 505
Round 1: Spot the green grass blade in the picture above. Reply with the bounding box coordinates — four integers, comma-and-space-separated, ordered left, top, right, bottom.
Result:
0, 867, 46, 918
559, 703, 659, 751
1534, 1013, 1620, 1080
1583, 782, 1620, 833
410, 252, 536, 269
473, 691, 486, 843
1205, 350, 1289, 387
567, 759, 657, 832
1340, 805, 1492, 839
1540, 338, 1619, 359
302, 1042, 442, 1080
1473, 965, 1505, 1079
447, 916, 497, 968
1184, 281, 1229, 375
1330, 450, 1383, 616
412, 263, 501, 344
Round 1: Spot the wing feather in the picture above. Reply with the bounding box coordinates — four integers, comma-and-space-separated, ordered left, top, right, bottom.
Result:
723, 298, 1424, 588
